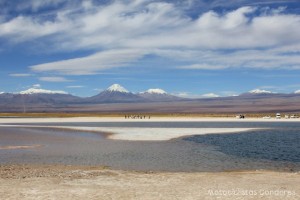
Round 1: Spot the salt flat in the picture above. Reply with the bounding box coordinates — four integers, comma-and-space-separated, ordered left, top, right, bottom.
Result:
0, 124, 258, 141
0, 116, 279, 140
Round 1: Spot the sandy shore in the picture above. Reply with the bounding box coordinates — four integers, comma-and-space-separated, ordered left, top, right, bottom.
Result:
0, 165, 299, 200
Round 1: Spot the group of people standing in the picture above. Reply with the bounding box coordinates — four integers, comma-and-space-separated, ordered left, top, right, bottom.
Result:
125, 115, 151, 119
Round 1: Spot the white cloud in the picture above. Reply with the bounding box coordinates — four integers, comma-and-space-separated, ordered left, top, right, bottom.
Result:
178, 63, 227, 70
39, 76, 70, 82
0, 1, 300, 74
66, 85, 84, 88
172, 92, 220, 98
220, 91, 239, 97
93, 88, 104, 93
12, 0, 69, 12
31, 49, 147, 75
172, 92, 191, 98
294, 90, 300, 94
9, 73, 32, 77
32, 84, 41, 88
2, 3, 300, 50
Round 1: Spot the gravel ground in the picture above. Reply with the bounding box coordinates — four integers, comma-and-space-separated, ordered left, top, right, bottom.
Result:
0, 165, 299, 200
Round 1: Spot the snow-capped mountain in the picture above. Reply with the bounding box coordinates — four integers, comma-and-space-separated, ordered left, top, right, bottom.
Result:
201, 93, 220, 98
0, 88, 80, 109
238, 89, 278, 99
142, 89, 167, 95
138, 88, 182, 102
19, 88, 67, 95
88, 84, 145, 103
2, 83, 300, 113
106, 84, 129, 93
248, 89, 274, 94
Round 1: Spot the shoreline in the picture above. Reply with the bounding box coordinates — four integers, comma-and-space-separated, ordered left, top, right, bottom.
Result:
0, 124, 259, 141
1, 116, 300, 123
0, 164, 299, 200
0, 116, 292, 141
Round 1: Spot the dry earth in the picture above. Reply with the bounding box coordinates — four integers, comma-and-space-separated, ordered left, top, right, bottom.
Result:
0, 165, 299, 200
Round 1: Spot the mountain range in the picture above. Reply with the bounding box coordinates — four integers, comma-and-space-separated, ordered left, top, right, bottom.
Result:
1, 84, 300, 113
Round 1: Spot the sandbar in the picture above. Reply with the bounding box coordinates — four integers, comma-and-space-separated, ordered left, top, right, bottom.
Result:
0, 124, 258, 141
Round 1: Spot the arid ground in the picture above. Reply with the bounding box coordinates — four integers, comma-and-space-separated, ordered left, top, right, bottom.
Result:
0, 165, 299, 200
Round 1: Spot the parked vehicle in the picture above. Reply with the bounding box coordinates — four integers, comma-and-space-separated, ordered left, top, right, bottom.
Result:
276, 113, 281, 119
236, 114, 245, 119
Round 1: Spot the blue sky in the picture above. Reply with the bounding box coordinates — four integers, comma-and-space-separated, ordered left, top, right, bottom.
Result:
1, 0, 300, 97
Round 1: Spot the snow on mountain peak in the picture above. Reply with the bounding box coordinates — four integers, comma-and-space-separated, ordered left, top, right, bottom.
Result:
294, 90, 300, 94
106, 84, 129, 93
202, 93, 220, 98
145, 88, 167, 94
248, 89, 273, 94
19, 88, 67, 95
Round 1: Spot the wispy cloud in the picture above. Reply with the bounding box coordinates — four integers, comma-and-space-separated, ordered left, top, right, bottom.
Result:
32, 84, 41, 88
9, 73, 32, 77
258, 84, 300, 93
66, 85, 84, 88
173, 92, 220, 98
39, 76, 70, 82
31, 49, 147, 75
178, 64, 227, 70
0, 1, 300, 74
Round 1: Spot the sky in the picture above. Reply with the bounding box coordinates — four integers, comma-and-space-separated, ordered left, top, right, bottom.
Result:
1, 0, 300, 97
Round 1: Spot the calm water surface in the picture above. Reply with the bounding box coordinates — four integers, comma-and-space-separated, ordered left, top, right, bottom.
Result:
0, 121, 299, 172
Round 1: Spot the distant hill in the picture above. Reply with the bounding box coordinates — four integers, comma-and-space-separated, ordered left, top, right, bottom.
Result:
138, 89, 183, 102
1, 85, 300, 113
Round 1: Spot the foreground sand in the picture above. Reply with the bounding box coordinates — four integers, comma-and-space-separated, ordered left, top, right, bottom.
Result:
0, 165, 299, 200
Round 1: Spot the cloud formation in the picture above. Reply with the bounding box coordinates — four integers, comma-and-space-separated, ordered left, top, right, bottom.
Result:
39, 76, 70, 82
66, 85, 84, 88
9, 73, 33, 77
0, 1, 300, 75
31, 49, 147, 75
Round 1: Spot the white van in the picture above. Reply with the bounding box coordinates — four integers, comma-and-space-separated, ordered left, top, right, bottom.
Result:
276, 113, 281, 119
